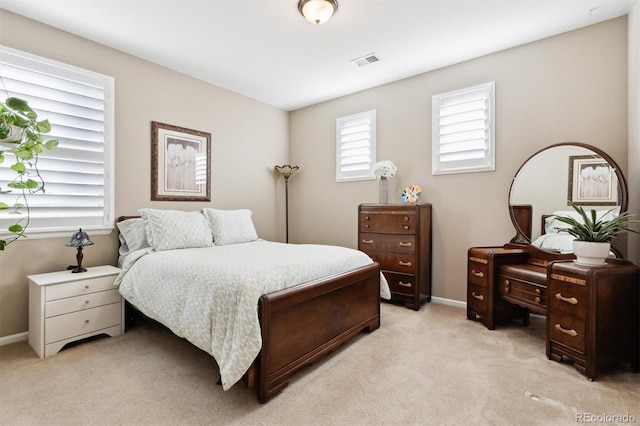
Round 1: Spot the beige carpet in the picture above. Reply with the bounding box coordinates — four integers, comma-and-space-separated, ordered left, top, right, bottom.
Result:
1, 303, 638, 426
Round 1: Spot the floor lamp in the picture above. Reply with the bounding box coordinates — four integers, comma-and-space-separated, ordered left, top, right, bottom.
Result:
275, 165, 299, 243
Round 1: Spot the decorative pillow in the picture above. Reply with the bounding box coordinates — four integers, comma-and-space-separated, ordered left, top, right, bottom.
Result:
139, 209, 212, 251
202, 208, 258, 246
117, 217, 150, 256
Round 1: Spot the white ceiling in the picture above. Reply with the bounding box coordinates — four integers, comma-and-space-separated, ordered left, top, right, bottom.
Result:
0, 0, 634, 111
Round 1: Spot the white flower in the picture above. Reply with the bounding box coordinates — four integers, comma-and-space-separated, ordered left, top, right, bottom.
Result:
373, 160, 397, 179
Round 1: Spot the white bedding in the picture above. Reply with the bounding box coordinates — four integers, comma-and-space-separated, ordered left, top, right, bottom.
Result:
115, 240, 390, 390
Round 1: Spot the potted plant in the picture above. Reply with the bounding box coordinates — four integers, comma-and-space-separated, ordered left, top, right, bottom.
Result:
0, 97, 58, 250
553, 200, 639, 266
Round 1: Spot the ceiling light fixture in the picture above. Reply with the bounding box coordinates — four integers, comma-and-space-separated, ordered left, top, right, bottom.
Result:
298, 0, 338, 25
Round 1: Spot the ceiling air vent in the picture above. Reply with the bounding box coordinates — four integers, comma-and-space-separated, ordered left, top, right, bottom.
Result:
351, 53, 380, 67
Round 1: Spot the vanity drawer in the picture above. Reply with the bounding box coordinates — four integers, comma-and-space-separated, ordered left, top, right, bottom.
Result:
46, 289, 122, 318
498, 275, 546, 307
368, 252, 416, 274
548, 311, 586, 353
359, 233, 415, 254
45, 302, 122, 344
467, 283, 488, 312
468, 260, 489, 287
359, 213, 416, 234
383, 272, 416, 296
548, 280, 587, 319
45, 275, 117, 301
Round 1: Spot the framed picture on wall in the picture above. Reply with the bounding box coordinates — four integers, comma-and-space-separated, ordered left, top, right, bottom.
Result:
567, 155, 618, 206
151, 121, 211, 201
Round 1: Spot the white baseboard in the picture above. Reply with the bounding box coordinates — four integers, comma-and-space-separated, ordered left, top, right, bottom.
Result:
0, 331, 28, 346
431, 296, 466, 309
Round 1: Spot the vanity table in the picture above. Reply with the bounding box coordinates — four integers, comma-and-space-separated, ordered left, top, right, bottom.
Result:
467, 142, 640, 380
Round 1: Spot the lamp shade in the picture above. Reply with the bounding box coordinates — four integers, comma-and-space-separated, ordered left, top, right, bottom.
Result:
275, 165, 300, 179
298, 0, 338, 25
66, 228, 94, 247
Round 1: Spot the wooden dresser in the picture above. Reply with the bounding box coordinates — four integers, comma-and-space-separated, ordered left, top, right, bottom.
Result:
546, 260, 639, 380
358, 203, 432, 310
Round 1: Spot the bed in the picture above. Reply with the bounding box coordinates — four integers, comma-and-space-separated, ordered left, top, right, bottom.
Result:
115, 208, 390, 402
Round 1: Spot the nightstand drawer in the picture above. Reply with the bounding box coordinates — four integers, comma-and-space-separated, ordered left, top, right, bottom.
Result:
359, 233, 415, 254
46, 275, 117, 301
46, 289, 121, 318
548, 311, 586, 353
384, 272, 415, 296
45, 302, 122, 344
498, 275, 546, 306
468, 261, 489, 287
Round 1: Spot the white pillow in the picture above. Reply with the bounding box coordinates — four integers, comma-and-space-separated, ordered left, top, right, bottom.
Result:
117, 217, 150, 256
202, 208, 258, 246
139, 209, 212, 251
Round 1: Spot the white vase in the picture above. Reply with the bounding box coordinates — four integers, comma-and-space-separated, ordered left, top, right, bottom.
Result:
0, 124, 23, 150
572, 240, 611, 266
379, 177, 389, 204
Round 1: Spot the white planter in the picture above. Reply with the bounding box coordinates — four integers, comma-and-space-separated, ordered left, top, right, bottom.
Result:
573, 240, 611, 266
0, 124, 23, 150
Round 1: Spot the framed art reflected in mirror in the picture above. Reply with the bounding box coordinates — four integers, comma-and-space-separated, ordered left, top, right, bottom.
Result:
151, 121, 211, 201
567, 155, 618, 206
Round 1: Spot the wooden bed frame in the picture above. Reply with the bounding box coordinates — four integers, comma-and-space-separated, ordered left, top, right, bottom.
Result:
116, 216, 381, 403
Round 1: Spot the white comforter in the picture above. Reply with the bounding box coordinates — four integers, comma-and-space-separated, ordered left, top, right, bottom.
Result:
115, 240, 390, 390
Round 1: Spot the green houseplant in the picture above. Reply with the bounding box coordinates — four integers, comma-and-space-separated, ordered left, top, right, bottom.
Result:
0, 97, 58, 250
553, 200, 639, 266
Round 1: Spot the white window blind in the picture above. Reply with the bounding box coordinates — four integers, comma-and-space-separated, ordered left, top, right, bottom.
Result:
0, 46, 114, 238
432, 82, 495, 175
336, 110, 376, 182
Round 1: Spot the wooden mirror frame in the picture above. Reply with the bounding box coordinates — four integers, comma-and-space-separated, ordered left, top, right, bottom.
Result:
508, 142, 628, 246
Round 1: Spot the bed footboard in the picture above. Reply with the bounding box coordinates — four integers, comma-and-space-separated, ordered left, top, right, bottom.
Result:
256, 262, 381, 403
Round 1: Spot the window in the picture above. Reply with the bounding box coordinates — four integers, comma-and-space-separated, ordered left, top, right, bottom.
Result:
336, 110, 376, 182
0, 45, 115, 239
432, 82, 495, 175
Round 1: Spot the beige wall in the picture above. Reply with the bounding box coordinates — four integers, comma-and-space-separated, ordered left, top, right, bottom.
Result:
0, 10, 289, 337
628, 1, 640, 265
289, 17, 629, 302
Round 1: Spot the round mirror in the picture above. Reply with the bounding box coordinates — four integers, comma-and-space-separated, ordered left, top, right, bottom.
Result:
509, 142, 628, 252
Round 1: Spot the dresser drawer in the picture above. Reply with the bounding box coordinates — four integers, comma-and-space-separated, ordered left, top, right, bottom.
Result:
498, 275, 546, 307
368, 252, 416, 274
467, 283, 488, 313
548, 311, 586, 353
468, 260, 489, 287
45, 302, 122, 344
45, 275, 117, 301
359, 213, 416, 234
383, 272, 415, 296
548, 280, 587, 319
359, 233, 415, 254
45, 289, 122, 318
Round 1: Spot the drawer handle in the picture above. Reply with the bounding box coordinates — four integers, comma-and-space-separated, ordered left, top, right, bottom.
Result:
505, 279, 510, 285
471, 292, 484, 301
504, 287, 510, 293
403, 225, 409, 230
364, 224, 369, 229
554, 323, 578, 337
398, 261, 412, 267
471, 270, 484, 278
535, 288, 541, 295
398, 281, 412, 288
361, 239, 374, 244
403, 216, 409, 222
364, 216, 370, 220
398, 242, 413, 247
535, 297, 541, 303
555, 293, 578, 305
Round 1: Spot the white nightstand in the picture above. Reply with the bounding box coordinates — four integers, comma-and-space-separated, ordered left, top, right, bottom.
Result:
28, 265, 124, 358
